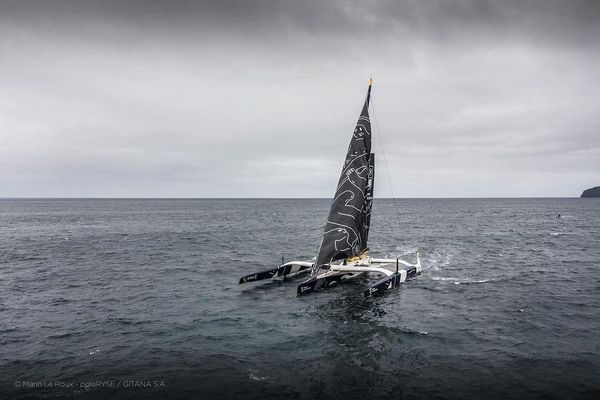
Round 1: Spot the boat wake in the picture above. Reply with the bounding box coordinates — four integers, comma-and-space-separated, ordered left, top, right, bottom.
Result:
452, 279, 492, 285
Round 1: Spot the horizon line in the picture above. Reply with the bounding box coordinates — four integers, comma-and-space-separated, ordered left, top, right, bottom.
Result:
0, 196, 584, 200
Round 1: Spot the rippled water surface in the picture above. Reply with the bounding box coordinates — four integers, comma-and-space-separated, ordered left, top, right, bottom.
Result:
1, 198, 599, 399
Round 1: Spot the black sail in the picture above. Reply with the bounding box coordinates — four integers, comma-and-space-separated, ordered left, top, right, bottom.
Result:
312, 83, 373, 276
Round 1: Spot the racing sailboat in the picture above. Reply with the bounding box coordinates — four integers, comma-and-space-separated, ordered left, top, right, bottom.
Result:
238, 79, 421, 297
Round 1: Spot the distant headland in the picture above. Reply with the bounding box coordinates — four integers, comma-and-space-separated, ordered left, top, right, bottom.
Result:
581, 186, 600, 197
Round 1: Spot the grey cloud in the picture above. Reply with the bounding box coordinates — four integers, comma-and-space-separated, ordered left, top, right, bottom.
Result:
0, 0, 598, 197
2, 0, 599, 43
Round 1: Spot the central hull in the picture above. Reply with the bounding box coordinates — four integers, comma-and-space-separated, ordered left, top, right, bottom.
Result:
297, 255, 421, 297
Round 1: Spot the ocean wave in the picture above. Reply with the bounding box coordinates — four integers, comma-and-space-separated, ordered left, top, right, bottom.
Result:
430, 276, 492, 285
248, 368, 270, 382
430, 276, 460, 281
452, 279, 491, 285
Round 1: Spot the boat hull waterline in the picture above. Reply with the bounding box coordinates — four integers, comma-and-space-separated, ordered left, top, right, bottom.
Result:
239, 254, 421, 298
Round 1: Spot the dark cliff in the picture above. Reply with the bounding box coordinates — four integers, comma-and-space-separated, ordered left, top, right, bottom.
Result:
581, 186, 600, 197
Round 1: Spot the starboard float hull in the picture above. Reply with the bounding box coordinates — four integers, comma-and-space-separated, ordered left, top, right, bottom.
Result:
363, 265, 420, 298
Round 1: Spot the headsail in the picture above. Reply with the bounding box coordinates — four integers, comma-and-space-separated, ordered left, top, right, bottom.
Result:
311, 81, 374, 276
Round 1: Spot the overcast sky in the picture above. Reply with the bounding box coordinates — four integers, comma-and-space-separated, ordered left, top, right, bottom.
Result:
0, 0, 598, 197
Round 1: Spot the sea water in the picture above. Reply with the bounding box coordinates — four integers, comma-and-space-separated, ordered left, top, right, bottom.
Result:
1, 198, 599, 399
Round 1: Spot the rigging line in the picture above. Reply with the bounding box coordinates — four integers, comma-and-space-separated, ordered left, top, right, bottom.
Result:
370, 94, 402, 226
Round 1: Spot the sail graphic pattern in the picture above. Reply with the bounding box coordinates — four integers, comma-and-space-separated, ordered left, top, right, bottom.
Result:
312, 84, 373, 276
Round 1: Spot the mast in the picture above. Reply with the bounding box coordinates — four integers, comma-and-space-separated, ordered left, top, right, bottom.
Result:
311, 79, 374, 276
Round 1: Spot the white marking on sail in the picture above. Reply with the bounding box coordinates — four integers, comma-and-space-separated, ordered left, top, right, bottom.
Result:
337, 212, 356, 219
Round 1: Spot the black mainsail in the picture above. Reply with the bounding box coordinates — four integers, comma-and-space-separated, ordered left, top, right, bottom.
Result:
311, 81, 374, 277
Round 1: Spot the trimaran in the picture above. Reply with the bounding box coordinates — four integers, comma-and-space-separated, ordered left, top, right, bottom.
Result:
239, 79, 422, 297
